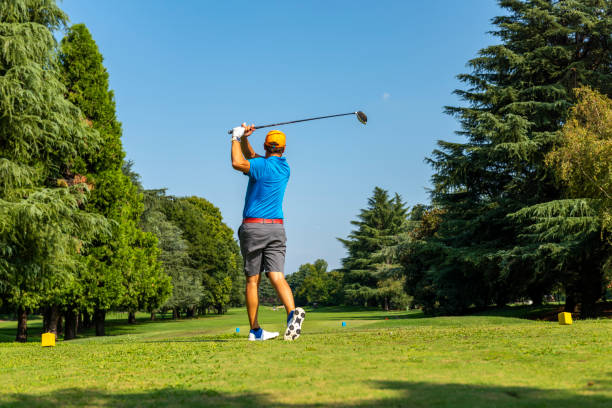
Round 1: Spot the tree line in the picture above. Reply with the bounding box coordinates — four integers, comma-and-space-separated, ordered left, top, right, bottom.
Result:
289, 0, 612, 317
0, 1, 242, 342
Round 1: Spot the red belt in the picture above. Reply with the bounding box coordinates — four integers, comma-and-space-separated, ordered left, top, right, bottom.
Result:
243, 218, 283, 224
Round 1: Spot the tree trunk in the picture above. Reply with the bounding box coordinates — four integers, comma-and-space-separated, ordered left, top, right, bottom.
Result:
565, 295, 576, 314
83, 311, 92, 329
42, 307, 51, 333
94, 308, 106, 336
16, 306, 27, 343
186, 307, 194, 318
56, 314, 63, 336
64, 310, 78, 340
172, 308, 179, 319
128, 310, 136, 324
45, 305, 61, 340
150, 311, 156, 321
384, 297, 389, 311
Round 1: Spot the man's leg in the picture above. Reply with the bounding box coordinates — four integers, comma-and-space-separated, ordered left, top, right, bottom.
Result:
267, 272, 295, 317
245, 273, 261, 329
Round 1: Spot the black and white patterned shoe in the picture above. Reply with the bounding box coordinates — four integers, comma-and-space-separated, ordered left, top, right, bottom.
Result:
284, 307, 306, 341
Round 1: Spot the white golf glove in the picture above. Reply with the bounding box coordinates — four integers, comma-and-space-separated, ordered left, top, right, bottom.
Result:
231, 126, 245, 142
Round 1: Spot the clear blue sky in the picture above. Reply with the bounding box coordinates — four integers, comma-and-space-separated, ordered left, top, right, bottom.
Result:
59, 0, 502, 274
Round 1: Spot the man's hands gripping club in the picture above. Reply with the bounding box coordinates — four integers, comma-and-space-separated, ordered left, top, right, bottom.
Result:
231, 123, 255, 142
231, 123, 256, 173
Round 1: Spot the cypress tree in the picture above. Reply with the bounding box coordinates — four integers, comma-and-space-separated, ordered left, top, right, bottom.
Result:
0, 0, 106, 341
410, 0, 612, 314
58, 24, 170, 334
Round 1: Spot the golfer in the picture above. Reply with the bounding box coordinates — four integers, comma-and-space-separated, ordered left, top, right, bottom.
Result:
231, 123, 306, 341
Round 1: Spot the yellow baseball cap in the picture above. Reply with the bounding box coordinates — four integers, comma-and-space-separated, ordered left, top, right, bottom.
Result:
265, 130, 286, 148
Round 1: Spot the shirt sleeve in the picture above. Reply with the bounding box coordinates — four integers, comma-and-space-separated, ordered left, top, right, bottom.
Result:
247, 157, 265, 180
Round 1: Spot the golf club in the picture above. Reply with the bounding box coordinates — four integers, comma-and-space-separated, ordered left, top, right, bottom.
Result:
227, 111, 367, 134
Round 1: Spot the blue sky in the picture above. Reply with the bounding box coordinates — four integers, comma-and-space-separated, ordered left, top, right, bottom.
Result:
59, 0, 502, 274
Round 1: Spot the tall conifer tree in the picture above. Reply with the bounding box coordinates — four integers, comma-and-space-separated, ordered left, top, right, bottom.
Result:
0, 0, 106, 341
339, 187, 407, 307
58, 24, 170, 334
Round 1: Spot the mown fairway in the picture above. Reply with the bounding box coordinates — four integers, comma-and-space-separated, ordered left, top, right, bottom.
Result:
1, 307, 611, 407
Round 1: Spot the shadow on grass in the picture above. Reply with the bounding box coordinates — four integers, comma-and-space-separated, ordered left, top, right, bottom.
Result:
2, 379, 611, 408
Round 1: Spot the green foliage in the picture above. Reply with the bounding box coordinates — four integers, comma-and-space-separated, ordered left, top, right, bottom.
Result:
287, 260, 344, 306
339, 187, 407, 307
405, 0, 612, 314
58, 23, 170, 323
509, 88, 612, 316
140, 189, 200, 312
163, 196, 242, 314
546, 87, 612, 235
0, 0, 107, 337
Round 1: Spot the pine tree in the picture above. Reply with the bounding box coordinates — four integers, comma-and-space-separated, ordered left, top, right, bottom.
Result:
0, 0, 106, 341
411, 0, 612, 314
58, 24, 170, 334
339, 187, 407, 307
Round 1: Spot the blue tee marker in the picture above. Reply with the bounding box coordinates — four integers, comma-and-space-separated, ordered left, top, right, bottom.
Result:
342, 321, 346, 327
236, 327, 240, 333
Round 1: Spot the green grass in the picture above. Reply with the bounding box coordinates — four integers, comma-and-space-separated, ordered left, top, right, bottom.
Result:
1, 306, 611, 407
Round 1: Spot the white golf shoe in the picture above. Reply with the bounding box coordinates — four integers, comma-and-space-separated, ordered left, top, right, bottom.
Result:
284, 307, 306, 341
248, 328, 279, 341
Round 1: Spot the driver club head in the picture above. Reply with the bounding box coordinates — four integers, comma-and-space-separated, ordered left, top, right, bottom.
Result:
356, 111, 367, 125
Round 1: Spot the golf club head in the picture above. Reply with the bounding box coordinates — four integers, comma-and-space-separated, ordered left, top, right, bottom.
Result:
356, 111, 367, 125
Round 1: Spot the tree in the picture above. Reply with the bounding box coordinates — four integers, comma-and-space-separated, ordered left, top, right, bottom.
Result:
141, 189, 200, 318
546, 87, 612, 234
410, 0, 612, 314
0, 0, 106, 341
339, 187, 407, 307
295, 260, 330, 305
287, 260, 344, 307
58, 24, 170, 333
510, 87, 612, 316
163, 196, 241, 315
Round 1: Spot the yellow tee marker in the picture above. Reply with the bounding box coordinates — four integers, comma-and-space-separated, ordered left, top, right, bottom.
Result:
41, 332, 55, 347
558, 312, 573, 325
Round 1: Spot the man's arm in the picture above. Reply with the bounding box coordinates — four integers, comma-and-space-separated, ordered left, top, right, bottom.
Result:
230, 123, 256, 173
240, 136, 261, 159
231, 140, 250, 173
239, 123, 260, 159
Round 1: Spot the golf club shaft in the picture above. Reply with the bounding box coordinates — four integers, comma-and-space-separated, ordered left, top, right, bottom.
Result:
227, 112, 356, 134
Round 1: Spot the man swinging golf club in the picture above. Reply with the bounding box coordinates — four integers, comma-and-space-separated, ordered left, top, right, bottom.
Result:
231, 123, 305, 341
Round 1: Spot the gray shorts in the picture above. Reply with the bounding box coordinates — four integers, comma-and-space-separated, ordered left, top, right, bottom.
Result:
238, 223, 287, 276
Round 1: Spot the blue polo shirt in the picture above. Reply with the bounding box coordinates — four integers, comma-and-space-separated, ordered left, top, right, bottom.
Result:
242, 156, 290, 219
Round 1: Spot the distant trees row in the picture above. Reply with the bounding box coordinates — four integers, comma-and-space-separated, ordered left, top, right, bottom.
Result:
0, 1, 241, 341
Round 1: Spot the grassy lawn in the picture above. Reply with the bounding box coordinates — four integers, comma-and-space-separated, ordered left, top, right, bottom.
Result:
1, 306, 611, 407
